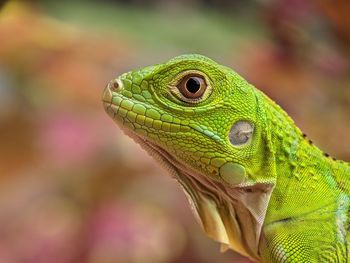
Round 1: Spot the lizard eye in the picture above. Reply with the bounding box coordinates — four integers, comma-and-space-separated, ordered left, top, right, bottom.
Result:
177, 74, 207, 100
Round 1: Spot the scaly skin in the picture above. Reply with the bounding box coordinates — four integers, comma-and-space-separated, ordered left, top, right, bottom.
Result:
102, 54, 350, 262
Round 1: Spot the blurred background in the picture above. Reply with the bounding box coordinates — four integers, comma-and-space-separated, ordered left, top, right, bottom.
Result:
0, 0, 349, 262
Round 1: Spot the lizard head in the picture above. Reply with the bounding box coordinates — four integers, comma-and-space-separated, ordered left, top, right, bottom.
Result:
103, 54, 275, 187
103, 54, 276, 260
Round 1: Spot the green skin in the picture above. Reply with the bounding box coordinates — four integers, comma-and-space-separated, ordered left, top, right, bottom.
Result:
103, 54, 350, 262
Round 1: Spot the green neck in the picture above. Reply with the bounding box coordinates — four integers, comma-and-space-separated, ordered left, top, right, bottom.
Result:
261, 93, 347, 224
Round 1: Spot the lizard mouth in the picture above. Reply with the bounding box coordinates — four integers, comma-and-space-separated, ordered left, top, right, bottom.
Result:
102, 84, 191, 135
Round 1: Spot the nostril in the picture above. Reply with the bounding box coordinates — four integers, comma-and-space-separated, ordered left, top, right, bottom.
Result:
108, 78, 122, 91
112, 80, 119, 90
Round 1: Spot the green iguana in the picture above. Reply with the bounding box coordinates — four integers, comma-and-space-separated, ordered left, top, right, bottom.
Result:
102, 54, 350, 262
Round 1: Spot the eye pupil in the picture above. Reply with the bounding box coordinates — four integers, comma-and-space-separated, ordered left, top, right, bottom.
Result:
186, 77, 201, 94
